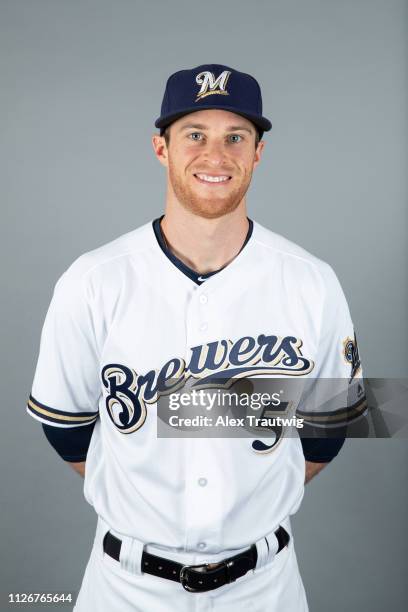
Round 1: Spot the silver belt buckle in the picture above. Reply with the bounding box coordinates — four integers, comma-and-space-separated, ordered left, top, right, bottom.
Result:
180, 559, 230, 593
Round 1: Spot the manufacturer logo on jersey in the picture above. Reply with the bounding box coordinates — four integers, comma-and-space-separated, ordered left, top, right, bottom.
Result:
195, 70, 231, 101
101, 333, 314, 436
343, 332, 361, 382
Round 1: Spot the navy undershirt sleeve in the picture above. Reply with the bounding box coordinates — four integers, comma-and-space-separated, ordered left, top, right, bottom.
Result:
42, 422, 96, 462
300, 436, 346, 463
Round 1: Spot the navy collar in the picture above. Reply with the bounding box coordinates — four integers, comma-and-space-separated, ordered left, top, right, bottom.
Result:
152, 216, 253, 286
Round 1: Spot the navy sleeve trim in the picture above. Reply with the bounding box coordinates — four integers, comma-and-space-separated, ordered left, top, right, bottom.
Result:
296, 395, 367, 425
28, 394, 98, 426
300, 437, 346, 463
42, 421, 96, 462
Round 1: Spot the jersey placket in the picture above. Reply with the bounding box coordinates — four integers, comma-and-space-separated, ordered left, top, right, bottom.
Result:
183, 284, 224, 553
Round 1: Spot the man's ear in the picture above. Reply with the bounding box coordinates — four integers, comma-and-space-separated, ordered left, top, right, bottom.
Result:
152, 134, 169, 168
253, 140, 265, 169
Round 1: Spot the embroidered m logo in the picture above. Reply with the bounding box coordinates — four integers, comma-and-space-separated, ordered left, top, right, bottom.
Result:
195, 70, 231, 101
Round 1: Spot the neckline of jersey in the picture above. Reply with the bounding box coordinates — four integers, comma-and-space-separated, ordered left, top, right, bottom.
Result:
151, 215, 254, 287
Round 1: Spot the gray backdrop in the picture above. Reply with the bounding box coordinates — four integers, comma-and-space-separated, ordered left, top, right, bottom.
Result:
1, 0, 407, 610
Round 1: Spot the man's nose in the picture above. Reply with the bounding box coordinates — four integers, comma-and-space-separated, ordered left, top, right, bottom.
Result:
202, 140, 227, 166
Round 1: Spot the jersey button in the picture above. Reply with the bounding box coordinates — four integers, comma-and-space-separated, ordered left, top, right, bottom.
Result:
199, 294, 208, 305
199, 323, 208, 332
197, 542, 207, 550
198, 477, 208, 487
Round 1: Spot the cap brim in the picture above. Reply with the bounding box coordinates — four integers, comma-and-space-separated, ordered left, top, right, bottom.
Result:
155, 106, 272, 132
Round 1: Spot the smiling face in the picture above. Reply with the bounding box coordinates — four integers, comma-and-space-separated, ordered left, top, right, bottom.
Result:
153, 109, 265, 219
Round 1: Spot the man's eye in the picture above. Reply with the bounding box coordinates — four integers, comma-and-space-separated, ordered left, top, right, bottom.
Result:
228, 134, 242, 143
189, 132, 203, 141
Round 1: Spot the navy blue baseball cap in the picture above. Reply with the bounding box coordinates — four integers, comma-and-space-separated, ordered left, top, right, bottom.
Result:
155, 64, 272, 136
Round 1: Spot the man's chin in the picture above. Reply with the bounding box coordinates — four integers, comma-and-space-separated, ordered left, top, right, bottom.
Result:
179, 194, 243, 220
184, 202, 240, 220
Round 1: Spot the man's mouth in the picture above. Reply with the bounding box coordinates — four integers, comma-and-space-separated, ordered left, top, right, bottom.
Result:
194, 173, 232, 184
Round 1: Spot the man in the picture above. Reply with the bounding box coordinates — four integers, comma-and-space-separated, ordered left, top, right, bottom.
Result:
27, 64, 365, 611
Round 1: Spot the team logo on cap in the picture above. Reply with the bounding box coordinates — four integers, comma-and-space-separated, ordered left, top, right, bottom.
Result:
195, 70, 231, 102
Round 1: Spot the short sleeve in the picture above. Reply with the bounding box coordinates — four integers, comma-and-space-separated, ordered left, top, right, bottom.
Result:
296, 263, 367, 428
26, 264, 100, 428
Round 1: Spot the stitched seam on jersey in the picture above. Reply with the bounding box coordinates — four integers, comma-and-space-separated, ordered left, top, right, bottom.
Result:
251, 237, 324, 272
76, 241, 160, 363
79, 244, 157, 283
73, 222, 320, 286
73, 224, 159, 284
95, 252, 173, 360
78, 271, 103, 364
315, 266, 329, 370
251, 235, 328, 362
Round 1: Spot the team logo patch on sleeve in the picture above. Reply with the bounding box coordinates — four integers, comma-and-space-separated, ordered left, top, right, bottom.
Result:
343, 333, 361, 382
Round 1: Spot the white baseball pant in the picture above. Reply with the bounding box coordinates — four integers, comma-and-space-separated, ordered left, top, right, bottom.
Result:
73, 515, 309, 612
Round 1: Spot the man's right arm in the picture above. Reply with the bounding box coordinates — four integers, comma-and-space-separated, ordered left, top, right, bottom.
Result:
68, 461, 86, 478
26, 259, 101, 461
42, 422, 95, 479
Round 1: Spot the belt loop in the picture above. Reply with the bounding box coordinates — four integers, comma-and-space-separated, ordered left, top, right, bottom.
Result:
119, 534, 144, 575
264, 530, 279, 563
254, 535, 269, 570
255, 523, 288, 570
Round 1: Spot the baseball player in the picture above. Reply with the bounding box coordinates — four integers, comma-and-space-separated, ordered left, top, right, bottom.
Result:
27, 64, 366, 611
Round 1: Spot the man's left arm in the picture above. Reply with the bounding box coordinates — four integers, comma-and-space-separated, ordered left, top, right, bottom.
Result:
301, 436, 346, 483
305, 461, 328, 484
297, 263, 366, 483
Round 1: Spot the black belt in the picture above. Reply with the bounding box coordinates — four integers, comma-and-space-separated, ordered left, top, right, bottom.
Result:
103, 526, 290, 593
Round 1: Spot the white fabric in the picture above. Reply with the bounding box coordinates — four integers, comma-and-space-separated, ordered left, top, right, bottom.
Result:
254, 537, 269, 571
119, 534, 144, 576
254, 516, 291, 570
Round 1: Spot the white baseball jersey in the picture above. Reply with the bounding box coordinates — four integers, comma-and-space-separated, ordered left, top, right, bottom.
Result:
27, 219, 365, 556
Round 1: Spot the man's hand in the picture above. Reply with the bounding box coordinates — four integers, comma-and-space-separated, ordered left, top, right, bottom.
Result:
305, 460, 328, 484
68, 461, 86, 478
